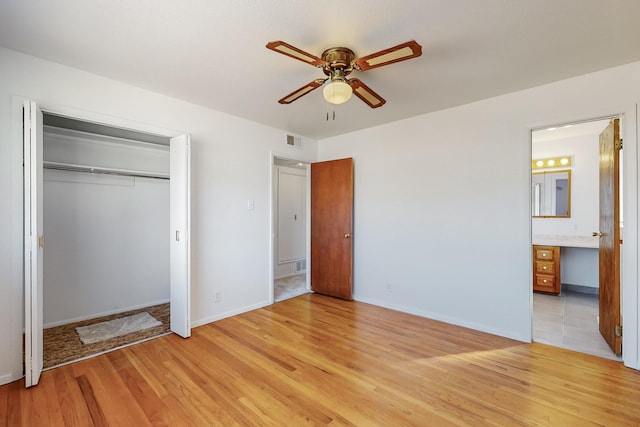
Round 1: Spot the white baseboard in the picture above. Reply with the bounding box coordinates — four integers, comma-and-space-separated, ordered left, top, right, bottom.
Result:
191, 300, 271, 328
43, 298, 170, 328
0, 372, 21, 387
353, 294, 529, 343
274, 272, 307, 280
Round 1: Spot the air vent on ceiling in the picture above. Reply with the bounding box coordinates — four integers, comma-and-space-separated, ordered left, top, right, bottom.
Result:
286, 134, 302, 149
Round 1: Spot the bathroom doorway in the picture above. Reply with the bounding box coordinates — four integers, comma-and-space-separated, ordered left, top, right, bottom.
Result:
531, 117, 621, 361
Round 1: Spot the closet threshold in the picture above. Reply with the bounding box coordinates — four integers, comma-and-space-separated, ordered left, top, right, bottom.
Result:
43, 161, 169, 180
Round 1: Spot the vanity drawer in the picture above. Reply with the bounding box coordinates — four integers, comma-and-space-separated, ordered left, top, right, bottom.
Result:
535, 260, 555, 275
535, 248, 555, 261
535, 274, 556, 291
533, 245, 560, 294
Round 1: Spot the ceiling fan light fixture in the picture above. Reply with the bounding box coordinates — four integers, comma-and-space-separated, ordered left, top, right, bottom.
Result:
323, 80, 352, 105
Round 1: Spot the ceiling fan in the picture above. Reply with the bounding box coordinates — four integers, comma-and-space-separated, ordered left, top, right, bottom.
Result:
266, 40, 422, 108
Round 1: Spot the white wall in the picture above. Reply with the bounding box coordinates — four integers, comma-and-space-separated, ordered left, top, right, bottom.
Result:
44, 170, 170, 326
561, 247, 598, 288
0, 47, 317, 385
317, 61, 640, 369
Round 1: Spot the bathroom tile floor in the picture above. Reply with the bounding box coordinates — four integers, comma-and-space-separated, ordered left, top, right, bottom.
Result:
533, 290, 621, 361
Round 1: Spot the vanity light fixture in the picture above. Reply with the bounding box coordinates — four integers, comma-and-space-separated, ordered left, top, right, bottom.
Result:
531, 156, 572, 170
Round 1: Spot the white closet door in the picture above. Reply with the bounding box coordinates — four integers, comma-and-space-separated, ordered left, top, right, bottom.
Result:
24, 101, 44, 387
170, 134, 191, 338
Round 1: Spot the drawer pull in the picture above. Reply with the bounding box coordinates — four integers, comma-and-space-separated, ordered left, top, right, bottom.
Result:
543, 266, 547, 270
543, 280, 548, 283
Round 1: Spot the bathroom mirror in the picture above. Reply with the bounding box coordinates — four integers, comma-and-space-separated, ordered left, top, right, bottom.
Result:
532, 169, 571, 218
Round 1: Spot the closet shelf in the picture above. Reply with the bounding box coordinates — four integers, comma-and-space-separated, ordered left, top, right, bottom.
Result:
43, 161, 169, 180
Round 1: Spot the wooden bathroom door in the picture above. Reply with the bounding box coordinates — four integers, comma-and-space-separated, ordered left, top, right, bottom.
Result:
598, 118, 621, 356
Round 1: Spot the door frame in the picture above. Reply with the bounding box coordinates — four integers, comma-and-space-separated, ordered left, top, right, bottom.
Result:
528, 105, 639, 370
18, 97, 192, 384
269, 151, 312, 303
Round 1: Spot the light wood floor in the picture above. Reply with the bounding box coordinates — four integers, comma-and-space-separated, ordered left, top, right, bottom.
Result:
2, 293, 640, 426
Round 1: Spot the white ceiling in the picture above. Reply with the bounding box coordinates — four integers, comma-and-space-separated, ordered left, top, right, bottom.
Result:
532, 119, 612, 143
2, 0, 640, 140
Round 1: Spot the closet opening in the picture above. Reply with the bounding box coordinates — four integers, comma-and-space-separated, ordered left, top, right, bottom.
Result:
41, 113, 172, 368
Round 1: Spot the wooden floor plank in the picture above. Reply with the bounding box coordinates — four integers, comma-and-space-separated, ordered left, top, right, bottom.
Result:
2, 293, 640, 426
51, 367, 94, 427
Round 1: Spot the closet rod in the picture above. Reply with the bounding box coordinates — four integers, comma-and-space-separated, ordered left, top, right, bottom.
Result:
43, 161, 169, 180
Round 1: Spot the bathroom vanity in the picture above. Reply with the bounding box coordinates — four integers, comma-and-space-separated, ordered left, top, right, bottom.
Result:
532, 235, 599, 294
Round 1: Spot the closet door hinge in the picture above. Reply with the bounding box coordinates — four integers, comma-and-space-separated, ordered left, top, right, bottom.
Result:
615, 325, 623, 337
615, 138, 623, 151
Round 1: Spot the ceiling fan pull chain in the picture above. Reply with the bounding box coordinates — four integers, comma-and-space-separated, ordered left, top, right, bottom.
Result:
324, 103, 337, 121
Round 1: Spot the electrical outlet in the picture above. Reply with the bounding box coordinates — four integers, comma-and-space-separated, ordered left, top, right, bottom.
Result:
214, 290, 221, 302
385, 283, 392, 292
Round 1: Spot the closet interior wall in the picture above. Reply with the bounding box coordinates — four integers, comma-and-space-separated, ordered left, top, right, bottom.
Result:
42, 117, 171, 327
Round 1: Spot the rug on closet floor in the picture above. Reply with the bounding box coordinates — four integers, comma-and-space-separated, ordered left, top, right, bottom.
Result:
43, 303, 170, 368
75, 311, 161, 344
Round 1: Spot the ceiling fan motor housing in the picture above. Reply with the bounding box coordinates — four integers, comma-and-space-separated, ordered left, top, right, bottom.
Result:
321, 47, 356, 77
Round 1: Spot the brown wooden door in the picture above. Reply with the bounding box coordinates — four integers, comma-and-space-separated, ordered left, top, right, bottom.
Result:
311, 158, 354, 299
598, 118, 621, 356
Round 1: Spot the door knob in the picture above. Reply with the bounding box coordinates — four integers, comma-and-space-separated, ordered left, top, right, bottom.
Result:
592, 231, 605, 237
344, 233, 351, 239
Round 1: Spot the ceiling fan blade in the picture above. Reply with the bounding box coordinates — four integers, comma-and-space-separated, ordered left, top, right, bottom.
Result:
266, 41, 328, 67
354, 40, 422, 71
348, 79, 386, 108
278, 79, 326, 104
